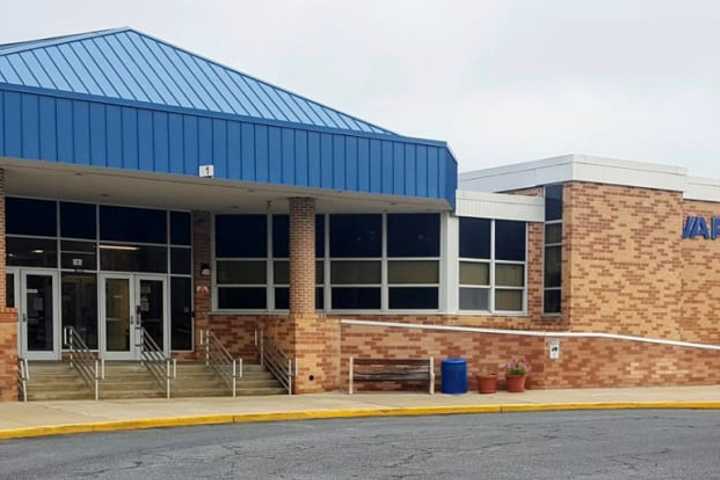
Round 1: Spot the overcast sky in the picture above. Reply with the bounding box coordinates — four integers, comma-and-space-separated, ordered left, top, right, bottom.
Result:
1, 1, 718, 176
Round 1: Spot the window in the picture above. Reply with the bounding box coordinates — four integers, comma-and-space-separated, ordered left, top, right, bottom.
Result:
215, 215, 266, 257
170, 212, 192, 246
458, 218, 527, 313
100, 244, 167, 273
6, 198, 57, 237
387, 214, 440, 257
61, 241, 97, 270
543, 185, 563, 314
60, 202, 96, 239
100, 206, 166, 244
272, 215, 325, 258
7, 237, 57, 267
330, 214, 381, 257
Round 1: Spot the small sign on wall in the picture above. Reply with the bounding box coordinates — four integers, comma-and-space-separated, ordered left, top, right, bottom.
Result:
199, 164, 215, 178
547, 338, 560, 360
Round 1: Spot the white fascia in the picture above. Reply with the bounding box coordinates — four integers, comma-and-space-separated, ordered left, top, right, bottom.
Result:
455, 190, 544, 222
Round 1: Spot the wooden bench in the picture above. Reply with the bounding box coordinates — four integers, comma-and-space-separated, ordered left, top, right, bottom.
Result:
348, 357, 435, 394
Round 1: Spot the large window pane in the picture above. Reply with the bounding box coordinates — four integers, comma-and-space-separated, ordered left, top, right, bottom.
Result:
459, 217, 490, 259
99, 244, 167, 273
6, 273, 14, 308
61, 241, 97, 270
459, 288, 489, 311
544, 289, 562, 314
331, 261, 381, 284
331, 287, 381, 309
387, 214, 440, 257
495, 220, 526, 261
218, 287, 266, 309
544, 246, 562, 288
545, 223, 562, 244
171, 277, 193, 350
171, 247, 192, 275
495, 289, 523, 311
7, 237, 57, 267
170, 211, 191, 246
6, 197, 57, 237
215, 215, 267, 258
389, 287, 438, 309
273, 261, 324, 284
274, 287, 324, 310
330, 214, 382, 257
495, 264, 524, 287
61, 273, 98, 349
272, 215, 325, 258
100, 206, 166, 244
217, 260, 266, 284
60, 202, 96, 239
387, 261, 439, 284
459, 262, 489, 286
545, 184, 563, 221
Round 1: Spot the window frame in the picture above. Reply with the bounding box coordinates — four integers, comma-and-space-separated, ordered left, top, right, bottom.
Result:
457, 218, 528, 315
543, 184, 563, 316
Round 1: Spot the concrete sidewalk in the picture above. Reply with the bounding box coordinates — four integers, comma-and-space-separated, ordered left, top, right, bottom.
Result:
1, 385, 719, 440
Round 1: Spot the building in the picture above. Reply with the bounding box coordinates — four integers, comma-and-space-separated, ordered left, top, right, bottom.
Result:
0, 29, 718, 401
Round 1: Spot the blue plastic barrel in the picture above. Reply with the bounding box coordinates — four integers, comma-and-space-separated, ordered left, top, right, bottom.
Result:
441, 358, 468, 394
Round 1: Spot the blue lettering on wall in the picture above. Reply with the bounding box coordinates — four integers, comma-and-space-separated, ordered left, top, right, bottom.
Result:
683, 215, 720, 239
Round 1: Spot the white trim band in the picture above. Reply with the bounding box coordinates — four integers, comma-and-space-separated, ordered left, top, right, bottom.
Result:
340, 319, 720, 351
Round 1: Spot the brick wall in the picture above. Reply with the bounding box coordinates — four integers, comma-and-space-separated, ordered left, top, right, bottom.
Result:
0, 169, 17, 400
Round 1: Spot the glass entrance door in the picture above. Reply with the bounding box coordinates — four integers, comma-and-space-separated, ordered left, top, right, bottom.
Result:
101, 274, 135, 360
20, 270, 60, 360
100, 274, 167, 359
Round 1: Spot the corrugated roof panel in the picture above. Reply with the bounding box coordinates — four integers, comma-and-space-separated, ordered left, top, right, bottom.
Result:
0, 28, 395, 134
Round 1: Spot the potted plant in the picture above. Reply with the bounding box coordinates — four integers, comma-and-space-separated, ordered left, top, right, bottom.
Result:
477, 370, 498, 394
505, 358, 530, 393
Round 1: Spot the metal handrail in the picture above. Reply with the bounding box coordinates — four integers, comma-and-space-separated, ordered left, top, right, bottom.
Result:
17, 358, 29, 402
255, 328, 293, 395
63, 326, 104, 400
200, 329, 242, 397
136, 326, 175, 399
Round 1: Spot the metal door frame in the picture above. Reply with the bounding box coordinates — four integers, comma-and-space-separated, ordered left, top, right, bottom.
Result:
18, 269, 61, 361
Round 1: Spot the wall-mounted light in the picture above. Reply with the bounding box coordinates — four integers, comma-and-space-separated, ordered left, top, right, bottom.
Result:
200, 263, 211, 276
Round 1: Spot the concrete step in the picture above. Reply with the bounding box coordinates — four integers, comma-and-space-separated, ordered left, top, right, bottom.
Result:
28, 390, 93, 401
101, 389, 165, 400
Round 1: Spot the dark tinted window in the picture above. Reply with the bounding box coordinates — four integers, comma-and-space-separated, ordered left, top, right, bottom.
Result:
7, 237, 57, 267
544, 246, 562, 287
545, 185, 563, 221
218, 287, 266, 309
60, 202, 96, 239
495, 220, 526, 261
459, 218, 490, 259
6, 197, 56, 236
100, 206, 166, 244
61, 273, 98, 349
387, 214, 440, 257
274, 287, 324, 310
272, 215, 325, 258
544, 289, 561, 314
100, 245, 167, 273
171, 277, 193, 350
215, 215, 267, 258
6, 273, 14, 308
61, 241, 97, 270
331, 287, 381, 309
389, 287, 438, 309
330, 214, 382, 258
170, 212, 191, 245
171, 247, 191, 275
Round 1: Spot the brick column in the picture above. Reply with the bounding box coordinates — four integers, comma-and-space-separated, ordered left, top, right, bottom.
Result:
192, 211, 212, 359
0, 169, 18, 401
289, 198, 339, 393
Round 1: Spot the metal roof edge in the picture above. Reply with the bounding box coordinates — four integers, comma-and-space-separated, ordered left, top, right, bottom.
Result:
0, 27, 131, 56
0, 82, 448, 148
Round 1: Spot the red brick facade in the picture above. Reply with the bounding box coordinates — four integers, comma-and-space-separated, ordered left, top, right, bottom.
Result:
0, 169, 18, 400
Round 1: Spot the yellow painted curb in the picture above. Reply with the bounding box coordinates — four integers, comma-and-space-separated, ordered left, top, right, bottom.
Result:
1, 401, 719, 441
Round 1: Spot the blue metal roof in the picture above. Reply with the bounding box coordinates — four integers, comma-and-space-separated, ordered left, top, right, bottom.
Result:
0, 27, 393, 135
0, 28, 458, 207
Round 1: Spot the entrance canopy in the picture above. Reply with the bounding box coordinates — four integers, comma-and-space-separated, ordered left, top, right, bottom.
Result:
0, 28, 457, 208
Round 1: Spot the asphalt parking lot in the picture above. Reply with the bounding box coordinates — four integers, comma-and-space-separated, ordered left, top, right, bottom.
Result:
1, 410, 719, 479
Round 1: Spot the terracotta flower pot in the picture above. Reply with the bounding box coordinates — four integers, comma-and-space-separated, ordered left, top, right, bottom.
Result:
477, 374, 497, 394
506, 374, 527, 393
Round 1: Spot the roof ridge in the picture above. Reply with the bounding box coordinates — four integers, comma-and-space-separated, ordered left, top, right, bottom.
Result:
0, 27, 130, 56
123, 28, 396, 135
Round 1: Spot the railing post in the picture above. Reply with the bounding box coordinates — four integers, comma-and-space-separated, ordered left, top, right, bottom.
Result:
101, 359, 106, 380
232, 360, 237, 398
287, 358, 293, 395
94, 360, 99, 401
429, 357, 435, 395
205, 330, 210, 367
238, 358, 243, 379
349, 357, 354, 395
166, 359, 171, 399
260, 332, 264, 367
173, 359, 177, 379
69, 328, 74, 368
